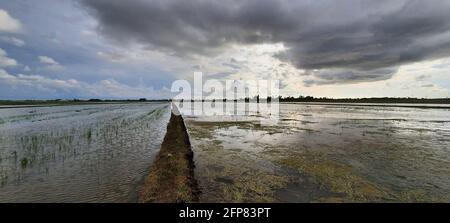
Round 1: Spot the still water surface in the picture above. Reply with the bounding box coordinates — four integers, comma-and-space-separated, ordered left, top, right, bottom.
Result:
1, 102, 449, 202
182, 102, 450, 202
0, 103, 170, 202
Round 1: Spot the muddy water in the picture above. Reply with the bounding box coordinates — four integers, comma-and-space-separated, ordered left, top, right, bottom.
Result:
182, 102, 450, 202
0, 103, 170, 202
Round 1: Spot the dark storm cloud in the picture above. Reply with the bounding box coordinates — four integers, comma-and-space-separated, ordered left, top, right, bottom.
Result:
78, 0, 450, 84
303, 67, 398, 86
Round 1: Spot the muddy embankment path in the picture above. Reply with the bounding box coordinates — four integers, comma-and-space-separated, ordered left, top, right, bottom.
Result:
139, 104, 199, 203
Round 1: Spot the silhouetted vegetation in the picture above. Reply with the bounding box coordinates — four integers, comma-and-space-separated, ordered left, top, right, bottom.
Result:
0, 99, 170, 107
173, 95, 450, 104
2, 96, 450, 107
277, 96, 450, 104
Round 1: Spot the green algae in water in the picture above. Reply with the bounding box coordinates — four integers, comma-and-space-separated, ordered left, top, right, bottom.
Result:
273, 151, 393, 202
270, 150, 450, 203
222, 172, 289, 202
187, 123, 289, 203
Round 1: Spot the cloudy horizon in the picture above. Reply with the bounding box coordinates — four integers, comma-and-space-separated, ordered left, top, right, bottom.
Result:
1, 0, 450, 99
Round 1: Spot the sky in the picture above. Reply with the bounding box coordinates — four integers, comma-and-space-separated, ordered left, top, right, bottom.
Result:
1, 0, 450, 99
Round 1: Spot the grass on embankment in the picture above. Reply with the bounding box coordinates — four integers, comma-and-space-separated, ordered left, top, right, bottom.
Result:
139, 107, 199, 203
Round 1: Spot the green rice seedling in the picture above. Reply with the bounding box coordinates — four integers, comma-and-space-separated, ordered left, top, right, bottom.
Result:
147, 109, 157, 116
20, 157, 29, 168
86, 128, 92, 142
0, 173, 8, 188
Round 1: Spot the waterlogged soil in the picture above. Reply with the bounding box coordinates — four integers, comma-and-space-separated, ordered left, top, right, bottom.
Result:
0, 103, 170, 202
183, 102, 450, 202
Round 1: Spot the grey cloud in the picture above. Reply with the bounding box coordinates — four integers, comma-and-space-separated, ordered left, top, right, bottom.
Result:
0, 48, 17, 67
0, 69, 173, 99
416, 74, 431, 81
222, 58, 243, 70
79, 0, 450, 84
303, 79, 316, 88
222, 62, 240, 70
207, 71, 234, 79
421, 84, 435, 88
1, 36, 25, 47
303, 67, 397, 86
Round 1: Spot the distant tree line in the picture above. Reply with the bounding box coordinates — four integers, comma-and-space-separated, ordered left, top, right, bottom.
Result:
277, 96, 450, 104
0, 98, 170, 106
172, 95, 450, 104
2, 96, 450, 106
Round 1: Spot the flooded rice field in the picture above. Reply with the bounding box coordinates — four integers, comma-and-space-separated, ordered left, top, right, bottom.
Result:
0, 103, 170, 202
1, 101, 449, 203
182, 102, 450, 202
